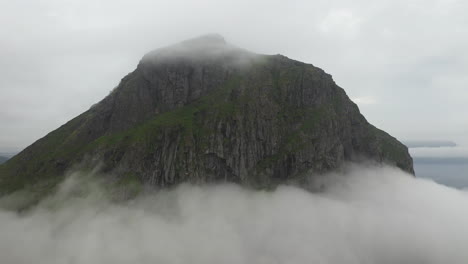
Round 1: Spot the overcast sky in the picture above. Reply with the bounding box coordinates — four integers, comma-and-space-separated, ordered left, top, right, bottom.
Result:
1, 0, 467, 152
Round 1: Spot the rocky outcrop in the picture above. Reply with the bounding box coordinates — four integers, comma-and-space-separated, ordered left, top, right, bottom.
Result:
0, 34, 413, 194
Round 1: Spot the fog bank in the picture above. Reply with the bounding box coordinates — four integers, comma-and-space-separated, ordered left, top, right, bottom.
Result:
1, 165, 468, 264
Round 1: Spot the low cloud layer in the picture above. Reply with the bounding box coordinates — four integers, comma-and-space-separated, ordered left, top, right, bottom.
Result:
1, 165, 467, 263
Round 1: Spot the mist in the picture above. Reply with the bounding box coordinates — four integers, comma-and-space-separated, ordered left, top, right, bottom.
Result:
0, 164, 467, 264
141, 34, 258, 67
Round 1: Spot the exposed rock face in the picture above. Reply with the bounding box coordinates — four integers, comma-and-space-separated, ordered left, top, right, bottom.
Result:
0, 34, 413, 194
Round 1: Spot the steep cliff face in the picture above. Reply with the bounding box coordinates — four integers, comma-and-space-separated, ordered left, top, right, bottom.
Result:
0, 34, 413, 194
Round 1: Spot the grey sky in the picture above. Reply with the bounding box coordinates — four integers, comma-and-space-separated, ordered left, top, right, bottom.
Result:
1, 0, 467, 152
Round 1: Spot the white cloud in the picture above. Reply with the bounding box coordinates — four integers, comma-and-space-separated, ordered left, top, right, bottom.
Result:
1, 165, 468, 263
351, 96, 378, 105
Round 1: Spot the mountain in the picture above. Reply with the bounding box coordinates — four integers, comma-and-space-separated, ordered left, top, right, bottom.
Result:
0, 34, 413, 195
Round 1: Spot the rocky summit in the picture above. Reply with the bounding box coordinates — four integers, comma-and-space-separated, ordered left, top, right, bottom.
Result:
0, 34, 413, 195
